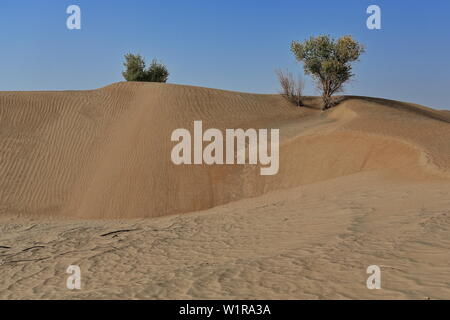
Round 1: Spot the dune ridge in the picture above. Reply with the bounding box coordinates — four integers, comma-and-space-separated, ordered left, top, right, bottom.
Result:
1, 82, 449, 219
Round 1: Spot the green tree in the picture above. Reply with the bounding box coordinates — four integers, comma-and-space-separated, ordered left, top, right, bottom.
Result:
291, 35, 364, 110
122, 54, 169, 83
142, 59, 169, 83
122, 53, 146, 81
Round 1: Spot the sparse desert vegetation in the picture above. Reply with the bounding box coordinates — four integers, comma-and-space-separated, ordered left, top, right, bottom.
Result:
122, 53, 169, 83
276, 69, 304, 107
291, 35, 365, 110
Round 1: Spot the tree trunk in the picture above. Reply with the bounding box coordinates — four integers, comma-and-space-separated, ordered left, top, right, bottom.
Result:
321, 79, 333, 110
322, 94, 332, 110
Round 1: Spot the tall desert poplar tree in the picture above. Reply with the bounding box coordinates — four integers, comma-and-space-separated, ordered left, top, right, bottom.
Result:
291, 35, 365, 110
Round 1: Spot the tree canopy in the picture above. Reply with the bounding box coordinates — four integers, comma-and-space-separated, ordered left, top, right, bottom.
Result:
122, 54, 169, 83
291, 35, 364, 109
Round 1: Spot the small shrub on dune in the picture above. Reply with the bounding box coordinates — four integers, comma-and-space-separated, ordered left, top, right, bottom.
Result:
276, 69, 304, 107
122, 54, 169, 83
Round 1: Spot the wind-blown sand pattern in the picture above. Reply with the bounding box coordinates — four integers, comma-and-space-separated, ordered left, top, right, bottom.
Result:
1, 83, 450, 299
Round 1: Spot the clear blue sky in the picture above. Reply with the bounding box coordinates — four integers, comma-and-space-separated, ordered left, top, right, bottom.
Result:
0, 0, 449, 109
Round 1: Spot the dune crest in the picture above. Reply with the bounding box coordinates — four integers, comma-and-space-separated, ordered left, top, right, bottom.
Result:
1, 82, 449, 219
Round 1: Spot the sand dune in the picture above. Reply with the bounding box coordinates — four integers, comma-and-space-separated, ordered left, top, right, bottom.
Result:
1, 83, 449, 219
1, 83, 450, 299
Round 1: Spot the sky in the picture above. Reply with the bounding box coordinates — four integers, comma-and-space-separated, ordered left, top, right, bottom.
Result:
0, 0, 449, 109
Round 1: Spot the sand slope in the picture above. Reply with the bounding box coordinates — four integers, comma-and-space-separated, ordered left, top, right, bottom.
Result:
1, 83, 449, 219
1, 83, 450, 299
1, 172, 450, 299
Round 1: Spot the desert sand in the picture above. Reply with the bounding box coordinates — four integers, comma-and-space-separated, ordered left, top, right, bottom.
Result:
0, 82, 449, 299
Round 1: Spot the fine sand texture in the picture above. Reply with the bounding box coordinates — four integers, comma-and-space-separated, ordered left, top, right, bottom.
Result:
1, 82, 450, 299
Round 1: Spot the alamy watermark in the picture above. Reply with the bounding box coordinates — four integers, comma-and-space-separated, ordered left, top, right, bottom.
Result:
66, 265, 81, 290
367, 5, 381, 30
171, 121, 279, 176
66, 5, 81, 30
65, 5, 380, 31
366, 265, 381, 289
